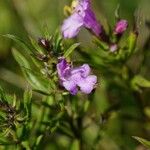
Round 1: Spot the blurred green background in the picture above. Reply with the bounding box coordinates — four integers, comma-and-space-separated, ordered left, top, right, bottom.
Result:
0, 0, 150, 149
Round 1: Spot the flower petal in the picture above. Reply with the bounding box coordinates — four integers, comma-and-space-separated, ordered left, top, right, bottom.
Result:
71, 64, 91, 78
77, 75, 97, 94
61, 13, 84, 38
114, 19, 128, 34
84, 8, 102, 36
78, 0, 90, 10
57, 58, 71, 80
80, 64, 91, 77
74, 0, 90, 16
70, 71, 82, 83
63, 80, 78, 95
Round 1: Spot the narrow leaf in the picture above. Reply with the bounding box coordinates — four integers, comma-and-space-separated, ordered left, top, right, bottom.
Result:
93, 37, 109, 50
30, 37, 45, 54
2, 34, 33, 53
133, 136, 150, 148
131, 75, 150, 91
12, 49, 52, 94
127, 32, 137, 55
64, 43, 80, 58
23, 90, 32, 119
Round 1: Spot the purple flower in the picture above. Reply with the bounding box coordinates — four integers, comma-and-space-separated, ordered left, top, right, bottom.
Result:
114, 20, 128, 35
57, 58, 97, 95
61, 0, 102, 38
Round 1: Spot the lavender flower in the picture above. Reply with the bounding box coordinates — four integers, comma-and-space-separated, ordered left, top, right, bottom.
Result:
114, 19, 128, 35
61, 0, 102, 38
57, 58, 97, 95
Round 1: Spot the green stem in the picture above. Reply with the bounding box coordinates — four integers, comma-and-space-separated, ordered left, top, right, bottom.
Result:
67, 95, 84, 150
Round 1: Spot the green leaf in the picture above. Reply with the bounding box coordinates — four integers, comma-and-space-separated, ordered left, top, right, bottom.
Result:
2, 34, 33, 53
126, 32, 137, 57
30, 55, 43, 69
114, 32, 137, 62
12, 48, 52, 95
52, 30, 63, 53
21, 141, 31, 150
3, 34, 44, 68
93, 37, 109, 50
64, 43, 80, 58
23, 90, 32, 119
70, 139, 80, 150
50, 125, 59, 133
0, 111, 6, 120
29, 37, 45, 54
43, 25, 51, 40
58, 125, 74, 138
12, 48, 30, 68
0, 138, 14, 145
131, 75, 150, 91
133, 136, 150, 148
24, 68, 53, 95
23, 90, 32, 105
35, 135, 43, 147
0, 86, 7, 103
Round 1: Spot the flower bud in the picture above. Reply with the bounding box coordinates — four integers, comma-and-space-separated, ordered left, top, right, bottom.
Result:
35, 53, 48, 62
38, 38, 50, 50
114, 20, 128, 35
110, 44, 118, 52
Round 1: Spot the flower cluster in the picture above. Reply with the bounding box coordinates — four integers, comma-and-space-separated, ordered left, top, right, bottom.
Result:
58, 0, 129, 95
61, 0, 102, 38
57, 58, 97, 95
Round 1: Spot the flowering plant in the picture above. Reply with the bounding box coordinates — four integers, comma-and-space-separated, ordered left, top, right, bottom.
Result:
0, 0, 150, 149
